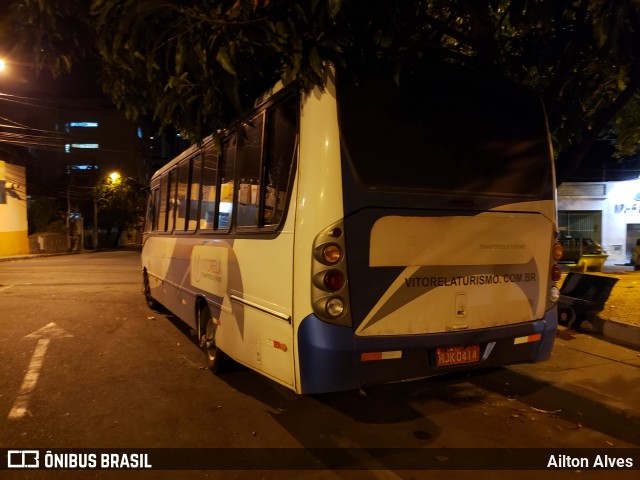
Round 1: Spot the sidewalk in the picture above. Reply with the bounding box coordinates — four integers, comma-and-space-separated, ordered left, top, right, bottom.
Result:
485, 326, 640, 445
567, 261, 640, 349
523, 326, 640, 415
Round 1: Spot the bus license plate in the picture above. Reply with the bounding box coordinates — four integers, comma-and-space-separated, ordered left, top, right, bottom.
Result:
436, 345, 480, 367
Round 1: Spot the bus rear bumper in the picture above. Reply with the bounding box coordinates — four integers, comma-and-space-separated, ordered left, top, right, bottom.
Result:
297, 308, 557, 394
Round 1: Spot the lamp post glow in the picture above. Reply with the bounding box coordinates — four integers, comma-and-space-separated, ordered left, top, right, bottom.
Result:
108, 171, 121, 184
0, 59, 6, 72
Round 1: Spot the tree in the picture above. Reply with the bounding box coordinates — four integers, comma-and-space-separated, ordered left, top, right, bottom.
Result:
0, 0, 94, 76
2, 0, 640, 182
95, 174, 144, 247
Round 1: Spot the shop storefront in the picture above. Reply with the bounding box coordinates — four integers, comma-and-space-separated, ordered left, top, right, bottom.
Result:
557, 179, 640, 264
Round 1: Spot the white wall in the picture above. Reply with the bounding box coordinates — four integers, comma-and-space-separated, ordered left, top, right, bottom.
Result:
558, 179, 640, 263
0, 161, 29, 256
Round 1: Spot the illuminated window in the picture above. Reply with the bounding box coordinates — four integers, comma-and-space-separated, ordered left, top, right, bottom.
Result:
69, 122, 98, 128
70, 165, 98, 170
71, 144, 99, 149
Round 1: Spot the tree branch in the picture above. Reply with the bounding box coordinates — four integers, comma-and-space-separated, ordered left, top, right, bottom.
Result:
556, 63, 640, 182
542, 0, 591, 117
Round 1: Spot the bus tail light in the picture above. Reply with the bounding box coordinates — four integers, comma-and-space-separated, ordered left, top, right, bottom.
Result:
549, 237, 563, 305
311, 220, 351, 326
325, 297, 345, 317
320, 244, 342, 264
553, 242, 563, 261
551, 264, 562, 282
322, 270, 344, 291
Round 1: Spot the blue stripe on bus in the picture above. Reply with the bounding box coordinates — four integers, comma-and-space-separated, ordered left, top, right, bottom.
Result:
297, 315, 360, 394
297, 309, 557, 394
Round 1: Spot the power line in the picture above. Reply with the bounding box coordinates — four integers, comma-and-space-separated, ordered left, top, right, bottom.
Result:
0, 91, 109, 112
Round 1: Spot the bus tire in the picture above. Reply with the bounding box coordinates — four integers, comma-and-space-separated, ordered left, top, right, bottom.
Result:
142, 270, 161, 310
198, 302, 230, 373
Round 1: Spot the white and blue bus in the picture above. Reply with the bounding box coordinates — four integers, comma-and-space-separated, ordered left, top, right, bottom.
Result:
142, 66, 563, 394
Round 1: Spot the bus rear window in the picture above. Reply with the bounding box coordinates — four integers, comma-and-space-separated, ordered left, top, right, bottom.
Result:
337, 69, 552, 197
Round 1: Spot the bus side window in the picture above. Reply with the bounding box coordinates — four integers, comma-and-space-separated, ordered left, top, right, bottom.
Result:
145, 189, 157, 233
175, 160, 190, 231
263, 97, 297, 226
200, 145, 218, 230
236, 113, 264, 228
158, 175, 168, 232
166, 169, 177, 232
188, 154, 202, 231
218, 134, 236, 230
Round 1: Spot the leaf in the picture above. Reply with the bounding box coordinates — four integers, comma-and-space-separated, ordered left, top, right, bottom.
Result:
309, 46, 322, 78
215, 47, 237, 76
592, 12, 610, 49
328, 0, 342, 19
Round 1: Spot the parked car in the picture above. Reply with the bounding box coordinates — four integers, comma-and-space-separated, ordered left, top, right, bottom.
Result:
559, 237, 602, 263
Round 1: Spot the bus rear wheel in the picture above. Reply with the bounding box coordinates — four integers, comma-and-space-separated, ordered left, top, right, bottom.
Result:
142, 271, 160, 310
198, 303, 230, 373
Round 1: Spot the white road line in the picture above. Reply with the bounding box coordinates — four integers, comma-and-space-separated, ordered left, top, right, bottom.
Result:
8, 338, 50, 420
8, 322, 73, 421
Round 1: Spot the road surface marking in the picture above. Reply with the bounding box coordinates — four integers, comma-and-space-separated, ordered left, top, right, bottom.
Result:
329, 435, 404, 480
8, 323, 73, 421
8, 339, 49, 420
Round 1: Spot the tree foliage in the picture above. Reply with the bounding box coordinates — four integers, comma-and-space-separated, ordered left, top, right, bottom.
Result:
95, 174, 145, 237
2, 0, 640, 181
0, 0, 93, 75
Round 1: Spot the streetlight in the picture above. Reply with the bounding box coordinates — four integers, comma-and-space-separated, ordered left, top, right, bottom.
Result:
108, 171, 121, 184
0, 59, 6, 73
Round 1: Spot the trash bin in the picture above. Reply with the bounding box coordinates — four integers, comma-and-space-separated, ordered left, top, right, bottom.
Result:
557, 272, 618, 330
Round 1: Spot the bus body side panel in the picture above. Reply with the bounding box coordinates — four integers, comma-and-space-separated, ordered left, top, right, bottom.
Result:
222, 221, 296, 387
291, 79, 345, 394
143, 236, 196, 324
141, 188, 298, 388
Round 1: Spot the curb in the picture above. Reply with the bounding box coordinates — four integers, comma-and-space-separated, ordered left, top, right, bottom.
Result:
0, 246, 141, 263
598, 317, 640, 349
560, 267, 640, 350
0, 252, 76, 262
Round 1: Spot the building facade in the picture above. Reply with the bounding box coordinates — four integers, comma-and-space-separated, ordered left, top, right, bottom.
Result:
0, 161, 28, 256
558, 179, 640, 263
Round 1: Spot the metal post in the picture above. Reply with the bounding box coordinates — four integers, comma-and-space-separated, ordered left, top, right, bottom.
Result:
93, 190, 98, 250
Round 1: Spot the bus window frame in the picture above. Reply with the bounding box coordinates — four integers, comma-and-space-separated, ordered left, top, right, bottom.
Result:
146, 86, 299, 237
175, 158, 192, 232
186, 152, 202, 233
230, 90, 298, 235
166, 169, 178, 233
261, 97, 299, 228
157, 174, 169, 232
236, 110, 266, 231
213, 132, 235, 233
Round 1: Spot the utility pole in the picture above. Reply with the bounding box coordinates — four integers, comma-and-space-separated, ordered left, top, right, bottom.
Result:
93, 188, 98, 250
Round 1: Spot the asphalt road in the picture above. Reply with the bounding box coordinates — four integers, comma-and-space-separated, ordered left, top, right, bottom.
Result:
0, 250, 638, 479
